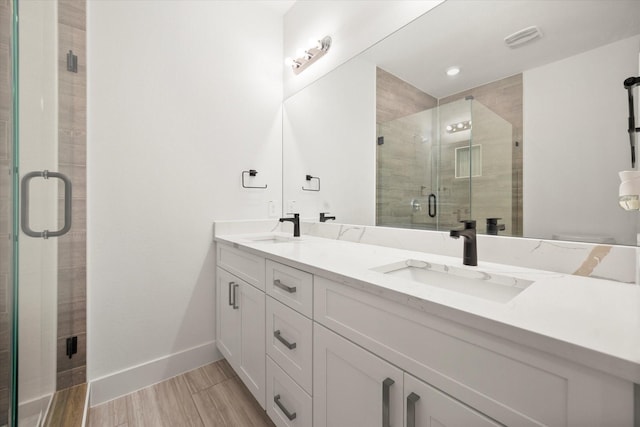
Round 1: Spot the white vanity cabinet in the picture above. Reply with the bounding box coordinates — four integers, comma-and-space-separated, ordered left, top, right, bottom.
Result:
404, 373, 501, 427
313, 322, 403, 427
314, 322, 501, 427
313, 275, 634, 427
214, 241, 635, 427
265, 260, 314, 427
216, 245, 266, 409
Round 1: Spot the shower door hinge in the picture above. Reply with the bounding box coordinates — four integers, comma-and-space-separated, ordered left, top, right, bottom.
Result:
66, 50, 78, 73
66, 336, 78, 359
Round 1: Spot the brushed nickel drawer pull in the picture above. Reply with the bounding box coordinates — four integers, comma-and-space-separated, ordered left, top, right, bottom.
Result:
274, 330, 297, 350
274, 279, 296, 293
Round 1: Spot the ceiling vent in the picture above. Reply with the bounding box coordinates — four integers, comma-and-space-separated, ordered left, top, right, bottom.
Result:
504, 26, 543, 48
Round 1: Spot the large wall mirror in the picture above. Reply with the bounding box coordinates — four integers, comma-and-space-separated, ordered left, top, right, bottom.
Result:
283, 0, 640, 245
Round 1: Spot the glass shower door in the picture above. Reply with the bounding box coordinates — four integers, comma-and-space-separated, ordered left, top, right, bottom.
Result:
8, 0, 62, 425
1, 1, 16, 424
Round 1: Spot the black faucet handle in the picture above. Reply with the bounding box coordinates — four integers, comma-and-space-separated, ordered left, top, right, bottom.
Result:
460, 219, 476, 229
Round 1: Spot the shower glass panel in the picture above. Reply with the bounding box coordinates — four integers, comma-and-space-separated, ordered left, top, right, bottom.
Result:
468, 100, 513, 235
376, 98, 474, 231
436, 98, 473, 230
1, 0, 15, 425
7, 0, 61, 425
376, 105, 439, 229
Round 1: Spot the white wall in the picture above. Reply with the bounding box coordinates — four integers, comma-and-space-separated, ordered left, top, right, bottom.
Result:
283, 57, 376, 225
283, 0, 443, 98
87, 0, 282, 401
523, 35, 640, 245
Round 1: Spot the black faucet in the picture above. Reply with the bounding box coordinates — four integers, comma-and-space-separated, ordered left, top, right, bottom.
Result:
319, 212, 336, 222
279, 213, 300, 237
450, 220, 477, 266
486, 218, 506, 235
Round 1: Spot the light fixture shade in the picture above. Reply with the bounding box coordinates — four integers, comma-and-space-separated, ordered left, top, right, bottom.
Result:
618, 170, 640, 210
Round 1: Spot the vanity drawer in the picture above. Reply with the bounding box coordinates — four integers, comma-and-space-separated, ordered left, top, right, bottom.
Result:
266, 356, 312, 427
266, 260, 313, 317
217, 244, 265, 291
266, 296, 313, 394
314, 276, 570, 427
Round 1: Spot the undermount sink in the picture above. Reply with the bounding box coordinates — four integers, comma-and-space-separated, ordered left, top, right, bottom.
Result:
244, 234, 299, 243
371, 259, 533, 303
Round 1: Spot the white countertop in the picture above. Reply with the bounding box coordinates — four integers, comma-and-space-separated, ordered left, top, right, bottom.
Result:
215, 232, 640, 384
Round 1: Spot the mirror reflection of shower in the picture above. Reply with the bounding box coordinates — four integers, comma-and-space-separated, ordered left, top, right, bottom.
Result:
376, 68, 519, 235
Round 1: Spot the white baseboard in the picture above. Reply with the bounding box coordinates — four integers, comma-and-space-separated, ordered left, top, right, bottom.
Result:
89, 340, 222, 406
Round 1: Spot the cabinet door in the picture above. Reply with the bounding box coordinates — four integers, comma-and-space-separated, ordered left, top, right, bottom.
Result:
216, 267, 241, 367
404, 373, 501, 427
314, 323, 403, 427
238, 281, 266, 409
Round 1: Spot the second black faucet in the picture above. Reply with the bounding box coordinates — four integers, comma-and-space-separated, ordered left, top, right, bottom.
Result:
450, 220, 477, 266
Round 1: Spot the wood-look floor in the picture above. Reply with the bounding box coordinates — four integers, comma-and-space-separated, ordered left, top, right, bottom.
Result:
44, 383, 87, 427
89, 359, 275, 427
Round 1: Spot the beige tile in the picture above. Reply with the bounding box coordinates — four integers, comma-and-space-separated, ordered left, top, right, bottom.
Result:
153, 376, 203, 427
90, 396, 128, 427
183, 359, 235, 394
57, 365, 87, 391
193, 377, 274, 427
44, 383, 87, 427
126, 385, 164, 427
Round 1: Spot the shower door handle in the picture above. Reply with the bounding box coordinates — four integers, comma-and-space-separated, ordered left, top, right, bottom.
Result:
21, 170, 72, 239
428, 193, 437, 218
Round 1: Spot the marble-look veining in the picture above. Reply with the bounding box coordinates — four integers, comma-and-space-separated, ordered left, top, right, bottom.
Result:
573, 245, 613, 277
213, 219, 636, 283
213, 224, 640, 384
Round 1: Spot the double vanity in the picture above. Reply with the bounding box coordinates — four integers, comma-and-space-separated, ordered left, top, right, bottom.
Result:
213, 221, 640, 426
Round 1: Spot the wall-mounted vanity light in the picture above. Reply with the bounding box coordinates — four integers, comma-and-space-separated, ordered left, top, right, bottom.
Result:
285, 36, 332, 75
445, 120, 472, 134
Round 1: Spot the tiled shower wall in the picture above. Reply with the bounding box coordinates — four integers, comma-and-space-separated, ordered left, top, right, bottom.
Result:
56, 0, 87, 390
0, 0, 12, 422
376, 68, 438, 227
440, 74, 523, 236
376, 69, 524, 236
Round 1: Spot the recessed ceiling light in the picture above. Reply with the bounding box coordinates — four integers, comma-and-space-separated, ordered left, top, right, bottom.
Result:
446, 66, 460, 76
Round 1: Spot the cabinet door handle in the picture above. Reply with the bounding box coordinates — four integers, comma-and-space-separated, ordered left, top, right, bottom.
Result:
232, 283, 239, 309
228, 282, 235, 306
406, 392, 420, 427
273, 279, 296, 293
274, 394, 297, 421
382, 377, 395, 427
273, 330, 297, 350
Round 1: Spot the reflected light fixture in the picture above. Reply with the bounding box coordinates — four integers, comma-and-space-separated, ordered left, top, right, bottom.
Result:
285, 36, 332, 75
446, 66, 460, 76
446, 120, 471, 134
